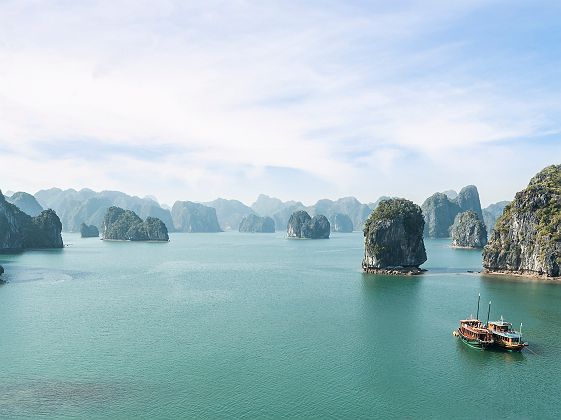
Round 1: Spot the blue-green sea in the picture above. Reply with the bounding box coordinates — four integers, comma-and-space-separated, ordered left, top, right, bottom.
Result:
1, 232, 561, 419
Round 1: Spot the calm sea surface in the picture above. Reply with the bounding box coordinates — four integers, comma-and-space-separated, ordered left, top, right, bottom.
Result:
1, 232, 560, 419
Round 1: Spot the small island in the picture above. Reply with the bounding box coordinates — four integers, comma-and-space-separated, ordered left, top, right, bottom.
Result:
451, 211, 487, 248
239, 214, 275, 233
102, 206, 169, 241
80, 223, 100, 238
483, 164, 561, 278
287, 210, 330, 239
362, 198, 427, 275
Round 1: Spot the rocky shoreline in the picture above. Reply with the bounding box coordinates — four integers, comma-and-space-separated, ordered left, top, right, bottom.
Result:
362, 265, 427, 275
482, 268, 561, 281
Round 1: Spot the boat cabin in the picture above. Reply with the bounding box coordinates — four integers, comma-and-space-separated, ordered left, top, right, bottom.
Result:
459, 319, 493, 342
487, 319, 524, 348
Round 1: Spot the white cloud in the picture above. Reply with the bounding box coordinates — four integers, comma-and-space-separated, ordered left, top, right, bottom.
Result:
0, 0, 559, 205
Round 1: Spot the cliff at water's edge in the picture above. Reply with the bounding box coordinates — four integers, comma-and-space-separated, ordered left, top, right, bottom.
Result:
483, 165, 561, 278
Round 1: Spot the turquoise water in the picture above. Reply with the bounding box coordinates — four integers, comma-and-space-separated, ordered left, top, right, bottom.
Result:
1, 233, 561, 419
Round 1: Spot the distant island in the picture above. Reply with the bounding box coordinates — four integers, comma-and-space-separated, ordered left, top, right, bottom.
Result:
451, 211, 487, 248
239, 214, 275, 233
483, 165, 561, 278
287, 210, 330, 239
80, 223, 99, 238
421, 185, 485, 239
102, 206, 169, 241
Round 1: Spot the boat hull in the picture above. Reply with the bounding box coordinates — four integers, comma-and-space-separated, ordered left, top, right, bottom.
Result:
456, 329, 493, 349
491, 342, 527, 352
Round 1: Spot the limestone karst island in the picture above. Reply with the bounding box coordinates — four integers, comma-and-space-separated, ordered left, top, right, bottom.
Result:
2, 2, 561, 418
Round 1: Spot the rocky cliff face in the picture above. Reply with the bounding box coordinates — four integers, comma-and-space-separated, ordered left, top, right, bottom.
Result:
363, 198, 426, 273
330, 213, 353, 232
421, 193, 460, 238
451, 211, 487, 248
482, 201, 510, 233
171, 201, 221, 232
102, 206, 169, 241
483, 165, 561, 277
287, 210, 330, 239
6, 192, 44, 216
238, 214, 275, 233
0, 192, 63, 250
80, 223, 99, 238
456, 185, 483, 220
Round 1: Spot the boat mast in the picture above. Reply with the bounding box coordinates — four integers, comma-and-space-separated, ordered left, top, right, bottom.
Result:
486, 301, 491, 326
476, 293, 480, 319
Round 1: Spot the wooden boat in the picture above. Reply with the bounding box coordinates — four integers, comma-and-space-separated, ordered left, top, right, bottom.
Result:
487, 316, 528, 352
454, 294, 494, 349
454, 295, 529, 352
456, 318, 494, 349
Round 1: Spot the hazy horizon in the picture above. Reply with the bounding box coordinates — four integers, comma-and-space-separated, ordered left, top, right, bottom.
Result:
1, 1, 560, 207
3, 184, 514, 209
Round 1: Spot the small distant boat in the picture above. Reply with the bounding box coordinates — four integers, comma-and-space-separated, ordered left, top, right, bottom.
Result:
487, 316, 528, 352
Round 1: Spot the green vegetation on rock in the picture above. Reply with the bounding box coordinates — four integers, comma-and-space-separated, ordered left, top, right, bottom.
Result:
451, 211, 487, 248
287, 210, 330, 239
483, 164, 561, 277
0, 191, 63, 250
102, 206, 169, 241
363, 198, 426, 270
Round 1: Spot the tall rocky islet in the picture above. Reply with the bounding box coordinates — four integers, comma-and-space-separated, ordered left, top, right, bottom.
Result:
238, 214, 275, 233
102, 207, 169, 241
287, 210, 330, 239
483, 165, 561, 278
451, 211, 487, 248
80, 223, 100, 238
421, 185, 484, 238
362, 198, 427, 274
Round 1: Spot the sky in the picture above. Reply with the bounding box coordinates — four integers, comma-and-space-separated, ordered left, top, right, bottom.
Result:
1, 0, 561, 207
